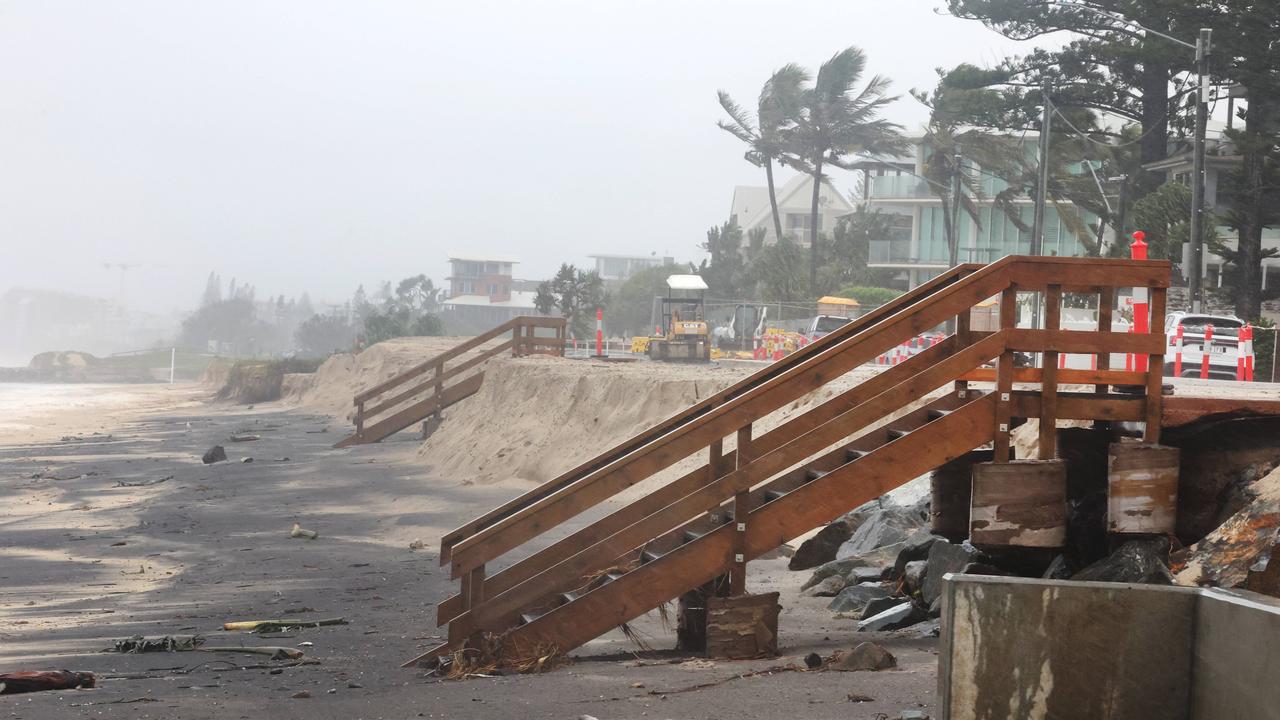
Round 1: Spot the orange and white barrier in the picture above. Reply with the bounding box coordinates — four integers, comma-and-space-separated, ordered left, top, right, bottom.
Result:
1200, 325, 1213, 380
1174, 324, 1184, 377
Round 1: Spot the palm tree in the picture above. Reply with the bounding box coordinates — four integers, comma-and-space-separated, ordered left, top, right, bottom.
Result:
791, 48, 905, 294
717, 64, 809, 243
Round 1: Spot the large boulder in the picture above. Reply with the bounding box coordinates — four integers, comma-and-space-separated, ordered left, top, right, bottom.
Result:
789, 500, 880, 571
803, 557, 888, 592
827, 583, 891, 614
857, 601, 925, 631
1073, 538, 1174, 585
921, 539, 983, 607
892, 529, 943, 580
836, 505, 927, 562
833, 642, 896, 671
801, 575, 846, 598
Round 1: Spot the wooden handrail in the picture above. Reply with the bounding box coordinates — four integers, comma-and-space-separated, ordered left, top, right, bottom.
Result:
356, 317, 525, 404
343, 316, 565, 447
422, 255, 1174, 662
454, 332, 1010, 635
446, 260, 1019, 576
437, 262, 986, 563
435, 334, 967, 626
445, 256, 1172, 577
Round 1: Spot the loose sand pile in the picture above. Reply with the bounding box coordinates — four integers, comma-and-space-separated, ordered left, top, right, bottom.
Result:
285, 335, 921, 488
283, 337, 470, 419
417, 356, 756, 484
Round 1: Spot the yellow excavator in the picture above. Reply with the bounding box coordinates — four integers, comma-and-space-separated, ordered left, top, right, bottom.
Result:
647, 274, 711, 362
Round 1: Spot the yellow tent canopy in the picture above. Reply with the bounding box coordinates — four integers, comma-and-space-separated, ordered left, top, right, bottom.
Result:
817, 296, 861, 307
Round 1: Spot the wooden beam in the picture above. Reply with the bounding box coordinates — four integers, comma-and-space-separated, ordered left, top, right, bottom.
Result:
993, 289, 1017, 462
1039, 284, 1061, 459
1012, 392, 1145, 422
1144, 286, 1167, 443
1005, 329, 1165, 355
956, 367, 1147, 386
1096, 287, 1114, 396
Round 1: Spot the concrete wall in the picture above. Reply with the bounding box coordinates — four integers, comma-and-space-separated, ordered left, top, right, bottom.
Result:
939, 576, 1280, 720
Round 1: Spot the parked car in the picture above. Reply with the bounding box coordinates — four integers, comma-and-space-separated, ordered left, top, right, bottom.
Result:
1163, 312, 1243, 380
805, 314, 852, 340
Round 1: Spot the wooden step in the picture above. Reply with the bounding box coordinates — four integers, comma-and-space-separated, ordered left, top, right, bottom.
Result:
928, 408, 953, 420
846, 448, 865, 462
558, 591, 579, 604
520, 612, 542, 625
641, 549, 663, 564
805, 468, 829, 482
764, 489, 787, 502
682, 530, 703, 544
886, 428, 909, 440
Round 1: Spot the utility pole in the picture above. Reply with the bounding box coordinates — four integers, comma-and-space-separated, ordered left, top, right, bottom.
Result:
949, 151, 963, 268
1031, 81, 1052, 330
1189, 27, 1212, 313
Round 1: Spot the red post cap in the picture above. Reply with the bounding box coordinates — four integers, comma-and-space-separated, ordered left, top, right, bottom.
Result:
1130, 231, 1148, 260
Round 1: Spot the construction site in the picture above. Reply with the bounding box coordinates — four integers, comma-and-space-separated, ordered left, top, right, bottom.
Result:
3, 255, 1280, 719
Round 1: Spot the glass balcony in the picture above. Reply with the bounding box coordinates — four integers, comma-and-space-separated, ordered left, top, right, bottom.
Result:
869, 239, 914, 264
867, 174, 932, 199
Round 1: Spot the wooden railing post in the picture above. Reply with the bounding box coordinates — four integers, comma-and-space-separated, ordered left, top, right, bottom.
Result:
512, 322, 524, 358
731, 425, 753, 596
434, 363, 444, 410
1095, 287, 1114, 397
993, 287, 1018, 462
1144, 286, 1168, 444
1039, 284, 1062, 459
354, 400, 365, 440
955, 306, 971, 397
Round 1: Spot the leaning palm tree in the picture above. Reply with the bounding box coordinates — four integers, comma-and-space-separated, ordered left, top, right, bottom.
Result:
790, 47, 906, 294
717, 64, 809, 242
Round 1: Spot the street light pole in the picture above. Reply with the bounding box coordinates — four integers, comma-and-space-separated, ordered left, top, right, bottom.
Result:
1189, 27, 1212, 313
1031, 81, 1052, 331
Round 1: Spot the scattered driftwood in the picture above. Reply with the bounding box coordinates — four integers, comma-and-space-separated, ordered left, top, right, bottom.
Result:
229, 434, 260, 442
110, 635, 304, 661
114, 635, 204, 653
0, 670, 96, 694
116, 475, 173, 488
645, 661, 804, 695
223, 617, 346, 633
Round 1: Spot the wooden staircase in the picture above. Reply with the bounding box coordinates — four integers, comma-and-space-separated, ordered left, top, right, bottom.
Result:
335, 316, 566, 448
409, 256, 1171, 667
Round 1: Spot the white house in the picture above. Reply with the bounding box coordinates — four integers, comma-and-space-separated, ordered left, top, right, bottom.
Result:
729, 174, 856, 245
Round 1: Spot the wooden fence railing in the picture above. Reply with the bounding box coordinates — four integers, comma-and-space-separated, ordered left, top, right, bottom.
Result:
334, 316, 566, 448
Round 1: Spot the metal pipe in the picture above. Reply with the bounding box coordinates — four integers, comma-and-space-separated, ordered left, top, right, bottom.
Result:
1189, 28, 1211, 313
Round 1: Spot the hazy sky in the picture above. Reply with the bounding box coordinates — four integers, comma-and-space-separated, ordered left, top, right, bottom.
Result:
0, 1, 1059, 314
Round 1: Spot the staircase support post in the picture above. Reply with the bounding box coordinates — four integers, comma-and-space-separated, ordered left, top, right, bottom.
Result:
1143, 286, 1167, 444
434, 363, 444, 413
993, 288, 1018, 462
1095, 287, 1114, 397
955, 307, 971, 398
732, 425, 754, 596
354, 400, 364, 440
513, 323, 524, 358
1039, 284, 1061, 459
